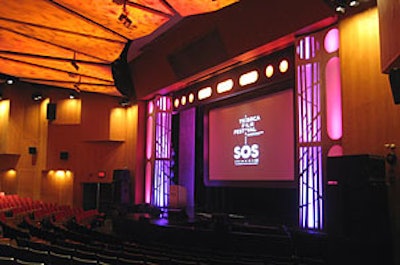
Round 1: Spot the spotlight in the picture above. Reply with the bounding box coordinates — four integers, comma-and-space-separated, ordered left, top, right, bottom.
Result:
32, 93, 43, 101
6, 78, 15, 85
349, 0, 359, 7
119, 98, 131, 107
71, 60, 79, 71
73, 83, 81, 92
69, 92, 78, 99
335, 5, 345, 13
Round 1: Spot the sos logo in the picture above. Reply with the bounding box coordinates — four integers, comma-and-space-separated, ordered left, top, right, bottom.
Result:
233, 144, 259, 159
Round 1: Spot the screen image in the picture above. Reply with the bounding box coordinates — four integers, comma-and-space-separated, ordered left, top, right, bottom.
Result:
207, 89, 295, 184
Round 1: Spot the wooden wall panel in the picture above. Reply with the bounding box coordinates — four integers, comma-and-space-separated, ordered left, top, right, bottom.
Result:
340, 7, 400, 156
377, 0, 400, 73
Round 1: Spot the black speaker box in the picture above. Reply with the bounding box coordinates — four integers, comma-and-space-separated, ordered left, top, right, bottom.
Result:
112, 169, 132, 205
28, 147, 37, 155
46, 103, 56, 120
60, 151, 69, 160
111, 41, 135, 99
389, 68, 400, 104
326, 155, 390, 239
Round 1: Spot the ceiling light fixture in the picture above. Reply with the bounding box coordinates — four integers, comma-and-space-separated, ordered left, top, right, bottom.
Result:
71, 52, 79, 71
32, 93, 43, 101
349, 0, 359, 7
6, 77, 15, 85
335, 5, 345, 13
69, 91, 79, 99
119, 97, 131, 107
118, 1, 133, 28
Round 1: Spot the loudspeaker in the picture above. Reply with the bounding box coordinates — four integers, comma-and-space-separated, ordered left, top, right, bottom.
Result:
326, 155, 390, 240
46, 103, 56, 120
60, 151, 69, 160
112, 169, 132, 205
389, 68, 400, 104
28, 147, 37, 155
111, 41, 135, 99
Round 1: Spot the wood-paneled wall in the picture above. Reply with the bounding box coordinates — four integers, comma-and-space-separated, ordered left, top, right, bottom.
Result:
340, 7, 400, 157
0, 84, 139, 207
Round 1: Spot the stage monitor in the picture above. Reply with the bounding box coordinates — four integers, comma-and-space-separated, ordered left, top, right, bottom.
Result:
204, 89, 295, 187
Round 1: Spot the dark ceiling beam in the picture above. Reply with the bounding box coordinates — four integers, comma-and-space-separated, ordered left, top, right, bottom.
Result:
0, 17, 126, 44
0, 55, 114, 83
20, 77, 115, 86
0, 26, 112, 63
47, 0, 130, 41
160, 0, 180, 15
0, 50, 110, 66
125, 1, 174, 18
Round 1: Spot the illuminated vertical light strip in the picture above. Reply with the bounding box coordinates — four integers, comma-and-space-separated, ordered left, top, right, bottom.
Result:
297, 33, 323, 230
152, 96, 172, 208
145, 100, 155, 204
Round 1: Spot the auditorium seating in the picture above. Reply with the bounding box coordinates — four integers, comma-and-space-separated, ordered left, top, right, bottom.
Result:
0, 193, 328, 265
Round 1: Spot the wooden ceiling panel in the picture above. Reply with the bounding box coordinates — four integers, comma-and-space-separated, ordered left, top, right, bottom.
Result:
168, 0, 239, 16
0, 0, 239, 96
54, 0, 171, 39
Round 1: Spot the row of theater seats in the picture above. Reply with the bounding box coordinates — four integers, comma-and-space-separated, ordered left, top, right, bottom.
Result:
0, 194, 324, 265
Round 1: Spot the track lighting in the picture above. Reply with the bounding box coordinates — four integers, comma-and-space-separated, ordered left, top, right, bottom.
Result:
32, 93, 43, 101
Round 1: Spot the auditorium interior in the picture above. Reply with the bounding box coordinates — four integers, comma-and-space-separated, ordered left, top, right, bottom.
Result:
0, 0, 399, 264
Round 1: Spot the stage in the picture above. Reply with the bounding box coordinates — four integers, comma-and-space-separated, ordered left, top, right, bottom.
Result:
109, 206, 395, 265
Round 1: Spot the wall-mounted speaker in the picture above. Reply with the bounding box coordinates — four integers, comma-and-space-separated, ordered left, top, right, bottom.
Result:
389, 68, 400, 104
60, 151, 69, 160
28, 147, 37, 155
111, 41, 136, 99
46, 103, 57, 120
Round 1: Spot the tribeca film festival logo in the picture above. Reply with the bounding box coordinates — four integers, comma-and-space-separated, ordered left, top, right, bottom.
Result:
233, 114, 264, 166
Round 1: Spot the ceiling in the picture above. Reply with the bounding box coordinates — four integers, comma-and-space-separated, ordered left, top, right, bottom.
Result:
0, 0, 238, 97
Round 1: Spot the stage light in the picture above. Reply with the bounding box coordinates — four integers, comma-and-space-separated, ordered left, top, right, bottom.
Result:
349, 0, 359, 7
71, 60, 79, 71
188, 93, 195, 103
181, 95, 187, 106
335, 5, 345, 13
279, 59, 289, 73
217, 79, 234, 93
198, 87, 212, 100
174, 98, 180, 108
265, 65, 274, 78
239, 70, 259, 86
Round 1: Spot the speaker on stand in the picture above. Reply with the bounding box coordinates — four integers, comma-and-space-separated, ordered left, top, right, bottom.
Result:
326, 154, 392, 264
